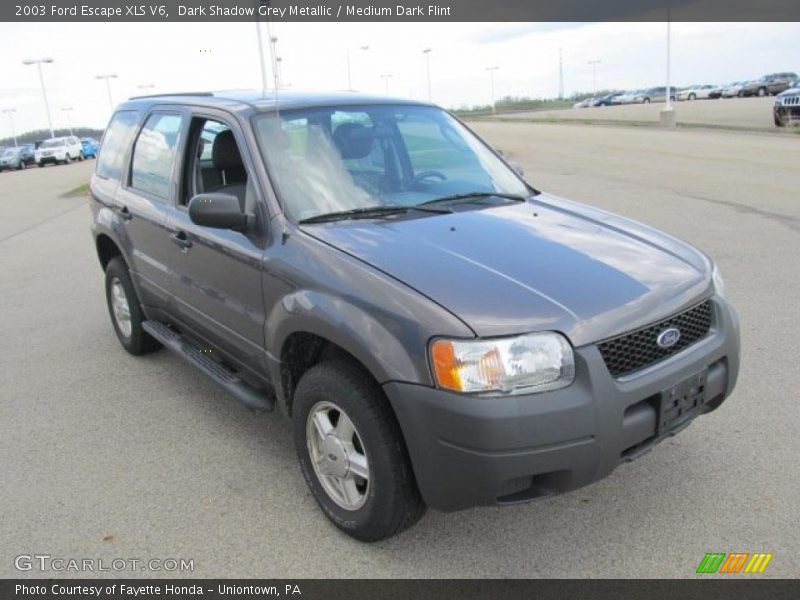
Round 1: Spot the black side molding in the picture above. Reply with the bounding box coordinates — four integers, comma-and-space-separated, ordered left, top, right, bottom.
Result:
142, 321, 274, 412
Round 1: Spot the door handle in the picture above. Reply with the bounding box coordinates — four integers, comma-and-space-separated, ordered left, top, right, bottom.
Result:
170, 230, 192, 250
116, 205, 133, 221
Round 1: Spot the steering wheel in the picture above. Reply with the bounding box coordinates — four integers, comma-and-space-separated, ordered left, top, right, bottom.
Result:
409, 170, 447, 187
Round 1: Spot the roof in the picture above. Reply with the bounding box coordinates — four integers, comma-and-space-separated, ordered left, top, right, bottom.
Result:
120, 89, 430, 113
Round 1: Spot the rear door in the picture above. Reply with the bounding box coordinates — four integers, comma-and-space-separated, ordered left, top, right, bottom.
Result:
163, 109, 269, 374
114, 109, 187, 308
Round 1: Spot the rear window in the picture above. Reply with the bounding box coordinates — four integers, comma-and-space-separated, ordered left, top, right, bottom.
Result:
96, 111, 139, 180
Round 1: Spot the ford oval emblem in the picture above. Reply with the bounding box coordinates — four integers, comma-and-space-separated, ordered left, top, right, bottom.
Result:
656, 327, 681, 349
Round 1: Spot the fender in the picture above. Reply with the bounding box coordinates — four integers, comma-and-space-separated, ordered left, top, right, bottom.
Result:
266, 288, 428, 409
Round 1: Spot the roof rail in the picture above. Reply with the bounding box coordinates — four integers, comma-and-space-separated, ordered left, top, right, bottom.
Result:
128, 91, 215, 100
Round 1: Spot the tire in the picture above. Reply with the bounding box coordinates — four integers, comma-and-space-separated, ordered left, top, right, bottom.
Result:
104, 257, 161, 355
737, 90, 744, 98
37, 162, 44, 168
643, 97, 651, 104
17, 161, 24, 170
63, 154, 71, 165
757, 87, 767, 97
774, 112, 786, 127
78, 152, 85, 161
688, 93, 696, 101
293, 358, 426, 542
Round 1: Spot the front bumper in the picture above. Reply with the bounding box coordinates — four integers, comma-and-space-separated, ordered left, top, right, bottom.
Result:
384, 296, 740, 511
37, 154, 63, 164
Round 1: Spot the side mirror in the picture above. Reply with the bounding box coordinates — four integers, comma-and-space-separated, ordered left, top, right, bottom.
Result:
188, 193, 249, 230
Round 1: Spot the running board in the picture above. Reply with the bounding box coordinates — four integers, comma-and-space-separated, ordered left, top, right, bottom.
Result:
142, 321, 274, 412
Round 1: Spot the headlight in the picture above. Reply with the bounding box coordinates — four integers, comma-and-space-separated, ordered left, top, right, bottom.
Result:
712, 264, 726, 298
430, 332, 575, 395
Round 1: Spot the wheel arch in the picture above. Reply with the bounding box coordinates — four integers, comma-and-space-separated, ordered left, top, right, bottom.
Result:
266, 291, 428, 417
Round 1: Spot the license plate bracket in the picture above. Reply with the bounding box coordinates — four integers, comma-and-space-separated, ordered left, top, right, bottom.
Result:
658, 369, 709, 435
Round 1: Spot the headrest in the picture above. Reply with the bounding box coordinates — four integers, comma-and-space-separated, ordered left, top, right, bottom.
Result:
212, 129, 243, 170
332, 123, 374, 160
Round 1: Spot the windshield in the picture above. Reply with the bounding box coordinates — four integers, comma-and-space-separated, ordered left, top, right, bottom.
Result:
40, 139, 65, 148
253, 104, 529, 222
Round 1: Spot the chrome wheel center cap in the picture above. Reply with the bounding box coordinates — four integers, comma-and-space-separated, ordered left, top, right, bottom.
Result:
320, 435, 349, 478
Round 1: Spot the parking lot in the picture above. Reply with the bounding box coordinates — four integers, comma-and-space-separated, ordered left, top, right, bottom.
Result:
493, 96, 783, 131
1, 121, 798, 578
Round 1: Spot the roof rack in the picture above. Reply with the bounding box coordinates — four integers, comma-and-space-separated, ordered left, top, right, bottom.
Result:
128, 91, 215, 100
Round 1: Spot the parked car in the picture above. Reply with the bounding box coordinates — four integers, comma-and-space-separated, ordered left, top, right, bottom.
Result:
774, 80, 800, 126
0, 145, 36, 170
676, 85, 717, 101
634, 87, 676, 103
611, 90, 642, 104
35, 135, 84, 166
592, 93, 621, 106
81, 137, 101, 158
740, 72, 799, 97
90, 91, 740, 542
573, 97, 596, 108
721, 81, 750, 98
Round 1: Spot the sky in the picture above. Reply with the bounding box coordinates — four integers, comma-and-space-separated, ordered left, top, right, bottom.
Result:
0, 21, 798, 135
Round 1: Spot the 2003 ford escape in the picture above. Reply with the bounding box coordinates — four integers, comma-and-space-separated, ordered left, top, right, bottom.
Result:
90, 91, 740, 541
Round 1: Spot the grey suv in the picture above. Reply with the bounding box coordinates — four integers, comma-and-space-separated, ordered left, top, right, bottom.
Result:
89, 91, 740, 541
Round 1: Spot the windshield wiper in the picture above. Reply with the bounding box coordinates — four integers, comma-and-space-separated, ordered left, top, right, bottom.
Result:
418, 191, 528, 207
298, 204, 449, 225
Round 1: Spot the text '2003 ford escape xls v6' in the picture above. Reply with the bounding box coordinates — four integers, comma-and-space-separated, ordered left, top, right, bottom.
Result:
90, 91, 740, 541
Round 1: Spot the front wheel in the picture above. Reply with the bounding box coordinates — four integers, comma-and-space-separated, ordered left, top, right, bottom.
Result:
643, 97, 651, 104
293, 359, 426, 542
757, 87, 767, 97
17, 161, 25, 170
37, 162, 45, 168
688, 93, 696, 101
104, 257, 161, 355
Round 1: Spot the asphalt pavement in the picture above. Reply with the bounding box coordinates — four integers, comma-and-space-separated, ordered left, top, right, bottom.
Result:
1, 123, 798, 578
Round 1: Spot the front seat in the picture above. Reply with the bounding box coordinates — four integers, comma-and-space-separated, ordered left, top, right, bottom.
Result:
210, 129, 247, 205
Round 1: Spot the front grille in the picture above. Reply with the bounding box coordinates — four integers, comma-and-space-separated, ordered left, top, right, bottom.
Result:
597, 300, 713, 378
780, 95, 799, 106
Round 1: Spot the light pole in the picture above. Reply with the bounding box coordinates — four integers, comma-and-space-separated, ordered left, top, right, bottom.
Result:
255, 21, 269, 95
137, 84, 155, 94
486, 66, 499, 114
61, 107, 74, 136
380, 73, 393, 93
665, 8, 672, 111
422, 48, 433, 101
270, 36, 282, 88
2, 109, 17, 147
558, 48, 564, 100
22, 57, 55, 138
587, 59, 601, 96
95, 74, 118, 110
346, 45, 370, 91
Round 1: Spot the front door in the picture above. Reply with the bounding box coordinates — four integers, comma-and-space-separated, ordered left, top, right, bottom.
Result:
164, 112, 269, 375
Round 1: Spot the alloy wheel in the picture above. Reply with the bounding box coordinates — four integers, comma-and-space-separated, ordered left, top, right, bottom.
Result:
306, 401, 370, 511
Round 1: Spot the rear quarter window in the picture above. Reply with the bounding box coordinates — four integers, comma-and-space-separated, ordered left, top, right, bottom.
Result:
96, 111, 140, 181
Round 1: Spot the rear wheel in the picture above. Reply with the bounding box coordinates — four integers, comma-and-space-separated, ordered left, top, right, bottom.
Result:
63, 154, 71, 165
17, 161, 24, 170
643, 97, 651, 104
293, 359, 425, 542
37, 162, 44, 168
757, 87, 767, 97
104, 257, 161, 355
688, 93, 696, 101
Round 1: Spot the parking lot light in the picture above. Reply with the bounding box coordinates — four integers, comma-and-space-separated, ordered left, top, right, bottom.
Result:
380, 73, 393, 93
486, 66, 499, 114
60, 107, 75, 136
95, 74, 118, 110
587, 59, 601, 96
22, 57, 55, 139
346, 45, 371, 91
1, 108, 17, 147
423, 48, 433, 101
137, 84, 156, 94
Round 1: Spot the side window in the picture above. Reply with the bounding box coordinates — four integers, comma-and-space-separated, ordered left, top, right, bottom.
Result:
130, 113, 183, 201
96, 110, 139, 181
184, 117, 251, 211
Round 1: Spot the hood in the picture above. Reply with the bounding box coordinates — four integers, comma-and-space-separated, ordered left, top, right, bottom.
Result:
301, 194, 712, 346
777, 85, 800, 97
